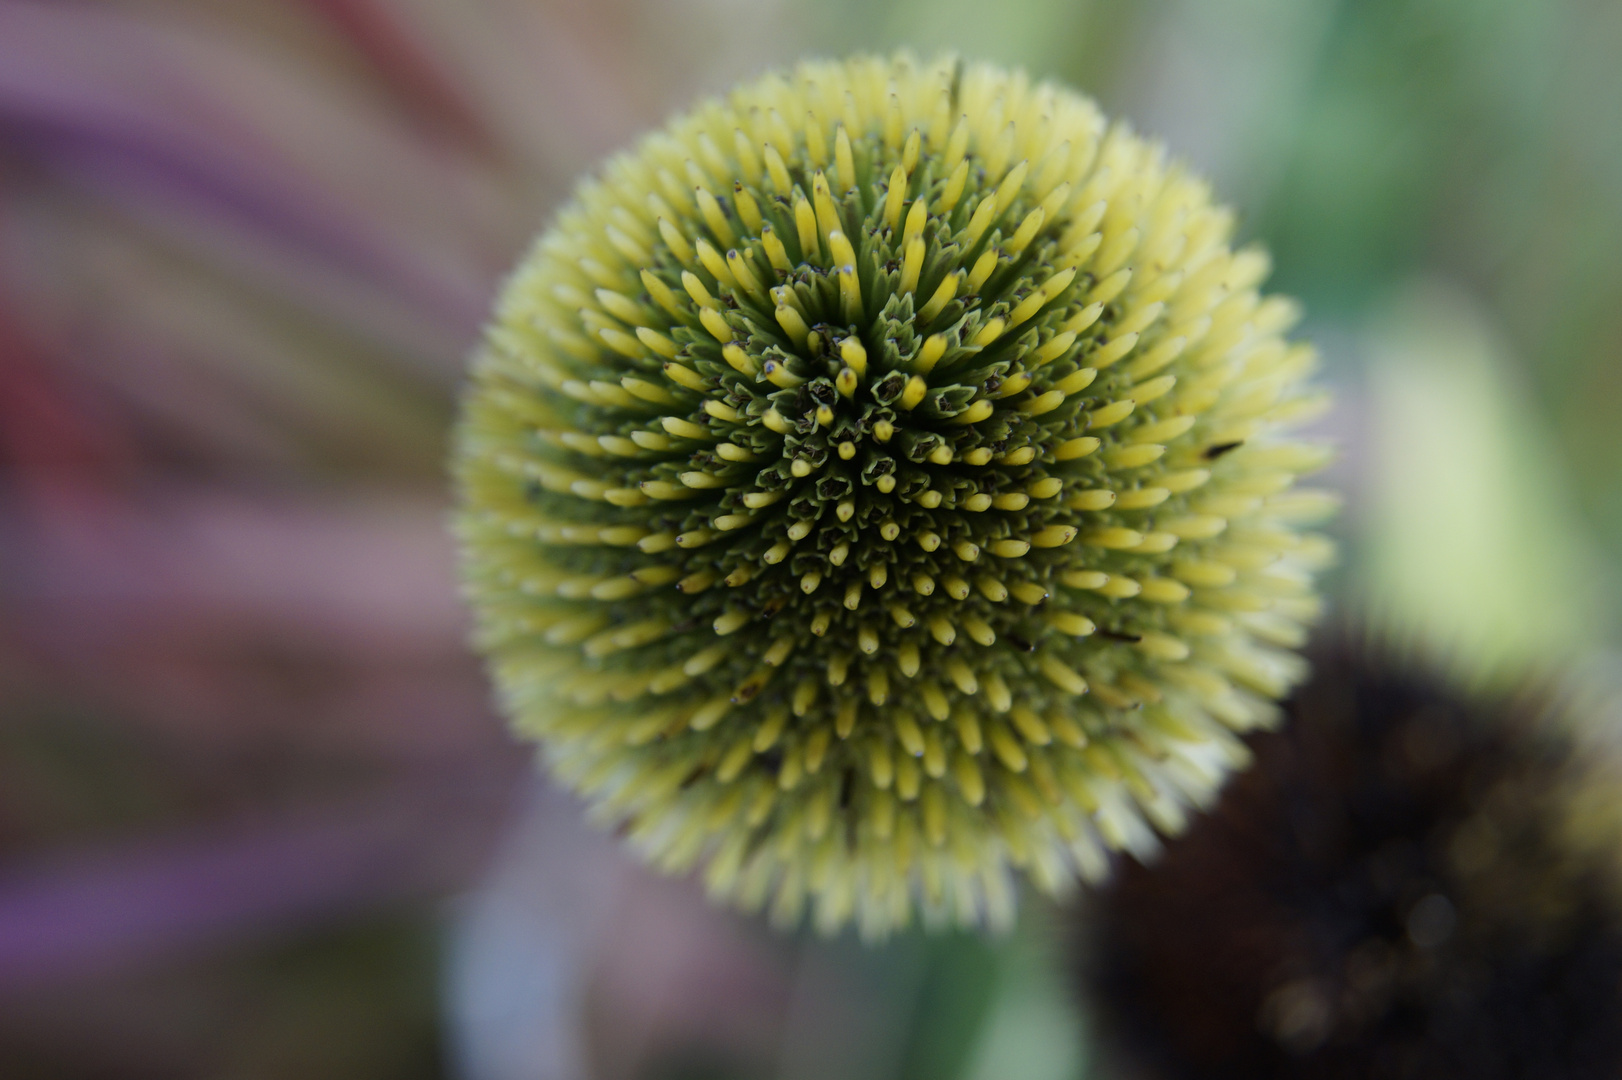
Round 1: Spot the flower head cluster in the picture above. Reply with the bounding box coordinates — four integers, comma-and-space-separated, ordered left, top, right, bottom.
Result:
1084, 647, 1622, 1074
455, 55, 1333, 936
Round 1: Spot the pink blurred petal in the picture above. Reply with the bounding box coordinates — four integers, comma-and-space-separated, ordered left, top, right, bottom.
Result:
6, 164, 488, 382
0, 1, 513, 337
0, 192, 460, 469
7, 489, 465, 646
0, 485, 514, 756
0, 768, 521, 993
0, 302, 135, 480
379, 0, 656, 183
296, 0, 504, 152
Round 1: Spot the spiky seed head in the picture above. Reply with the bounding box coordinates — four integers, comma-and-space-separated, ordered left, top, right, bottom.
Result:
454, 54, 1334, 938
1082, 647, 1622, 1074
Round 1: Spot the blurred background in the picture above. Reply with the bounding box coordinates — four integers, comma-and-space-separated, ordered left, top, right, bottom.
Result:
2, 0, 1620, 1076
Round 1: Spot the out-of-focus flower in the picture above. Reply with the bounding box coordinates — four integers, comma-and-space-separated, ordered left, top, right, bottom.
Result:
0, 1, 788, 1066
456, 54, 1334, 937
1080, 644, 1622, 1077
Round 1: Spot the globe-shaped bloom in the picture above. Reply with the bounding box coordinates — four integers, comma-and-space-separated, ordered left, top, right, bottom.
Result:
455, 54, 1333, 937
1083, 648, 1622, 1075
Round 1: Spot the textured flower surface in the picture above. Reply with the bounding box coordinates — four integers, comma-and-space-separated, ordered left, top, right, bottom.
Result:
456, 54, 1334, 936
1082, 647, 1622, 1077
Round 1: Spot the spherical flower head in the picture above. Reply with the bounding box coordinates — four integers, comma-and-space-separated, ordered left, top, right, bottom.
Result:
1081, 647, 1622, 1075
455, 54, 1334, 938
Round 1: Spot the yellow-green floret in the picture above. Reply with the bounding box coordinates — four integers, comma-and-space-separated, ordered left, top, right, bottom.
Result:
454, 54, 1335, 937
